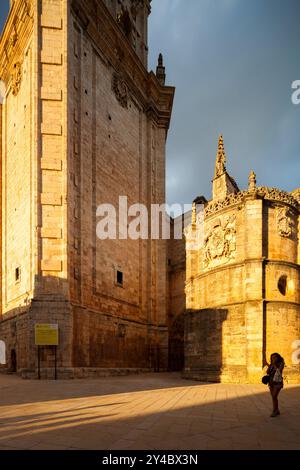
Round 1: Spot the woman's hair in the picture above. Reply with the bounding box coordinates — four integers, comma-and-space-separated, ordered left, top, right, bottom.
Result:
271, 352, 285, 367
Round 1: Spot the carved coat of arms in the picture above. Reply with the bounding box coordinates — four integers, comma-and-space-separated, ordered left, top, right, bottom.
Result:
277, 207, 293, 238
204, 215, 236, 269
112, 73, 128, 108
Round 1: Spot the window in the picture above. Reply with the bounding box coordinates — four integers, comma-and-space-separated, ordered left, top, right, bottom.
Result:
116, 270, 123, 286
15, 267, 20, 283
278, 275, 287, 296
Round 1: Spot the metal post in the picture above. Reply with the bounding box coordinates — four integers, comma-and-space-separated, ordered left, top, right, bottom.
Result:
38, 346, 41, 380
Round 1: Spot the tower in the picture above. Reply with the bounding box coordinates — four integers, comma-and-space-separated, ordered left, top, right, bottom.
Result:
0, 0, 174, 377
184, 137, 300, 383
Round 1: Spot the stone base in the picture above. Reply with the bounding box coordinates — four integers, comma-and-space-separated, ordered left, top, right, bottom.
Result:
20, 367, 158, 380
182, 366, 248, 384
0, 301, 168, 376
183, 366, 300, 384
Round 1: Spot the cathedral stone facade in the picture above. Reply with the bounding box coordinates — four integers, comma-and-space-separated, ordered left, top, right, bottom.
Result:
184, 136, 300, 383
1, 2, 298, 385
0, 0, 174, 377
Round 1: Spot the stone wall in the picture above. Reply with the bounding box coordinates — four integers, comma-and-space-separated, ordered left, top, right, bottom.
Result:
167, 218, 186, 370
184, 305, 247, 383
65, 0, 174, 373
0, 0, 174, 377
1, 38, 34, 315
266, 302, 300, 384
184, 186, 300, 383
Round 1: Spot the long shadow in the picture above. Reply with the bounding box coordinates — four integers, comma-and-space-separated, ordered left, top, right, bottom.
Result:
0, 403, 127, 425
0, 372, 202, 407
0, 378, 299, 450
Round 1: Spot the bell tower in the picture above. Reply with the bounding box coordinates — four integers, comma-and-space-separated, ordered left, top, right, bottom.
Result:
104, 0, 151, 67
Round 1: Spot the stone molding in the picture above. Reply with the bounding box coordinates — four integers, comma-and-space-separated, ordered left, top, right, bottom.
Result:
205, 187, 299, 217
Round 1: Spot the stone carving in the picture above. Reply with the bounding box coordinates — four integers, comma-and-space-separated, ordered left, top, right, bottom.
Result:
112, 72, 128, 108
214, 134, 227, 178
10, 31, 18, 48
248, 170, 256, 191
11, 62, 22, 96
205, 187, 299, 217
130, 0, 144, 19
205, 191, 244, 216
204, 215, 236, 269
116, 7, 132, 39
291, 189, 300, 204
259, 187, 298, 208
276, 207, 293, 238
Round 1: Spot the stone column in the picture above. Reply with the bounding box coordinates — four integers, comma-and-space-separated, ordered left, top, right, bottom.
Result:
244, 196, 265, 382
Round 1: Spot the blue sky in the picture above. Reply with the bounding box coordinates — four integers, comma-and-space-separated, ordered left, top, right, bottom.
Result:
1, 0, 299, 206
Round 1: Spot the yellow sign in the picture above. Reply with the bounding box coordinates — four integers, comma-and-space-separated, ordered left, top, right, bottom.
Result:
35, 324, 59, 346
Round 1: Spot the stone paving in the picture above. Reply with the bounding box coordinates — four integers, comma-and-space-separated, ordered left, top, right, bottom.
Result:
0, 372, 299, 450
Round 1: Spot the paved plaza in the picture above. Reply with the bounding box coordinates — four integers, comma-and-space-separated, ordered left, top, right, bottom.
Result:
0, 372, 299, 450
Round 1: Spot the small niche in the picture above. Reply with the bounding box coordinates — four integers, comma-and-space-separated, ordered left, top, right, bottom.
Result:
117, 324, 126, 338
278, 275, 287, 296
15, 267, 21, 283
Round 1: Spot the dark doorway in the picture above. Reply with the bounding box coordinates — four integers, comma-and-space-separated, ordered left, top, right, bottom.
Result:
10, 349, 17, 372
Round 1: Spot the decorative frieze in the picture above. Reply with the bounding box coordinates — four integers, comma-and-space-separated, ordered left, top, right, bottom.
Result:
0, 0, 34, 85
203, 215, 236, 269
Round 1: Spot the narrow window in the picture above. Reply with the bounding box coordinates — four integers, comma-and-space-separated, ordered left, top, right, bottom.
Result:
278, 275, 287, 296
15, 267, 20, 283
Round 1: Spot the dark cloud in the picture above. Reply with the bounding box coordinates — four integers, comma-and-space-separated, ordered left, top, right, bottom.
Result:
149, 0, 300, 207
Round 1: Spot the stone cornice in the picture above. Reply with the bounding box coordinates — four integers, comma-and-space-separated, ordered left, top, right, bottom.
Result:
185, 257, 300, 287
265, 259, 300, 270
71, 0, 174, 130
291, 188, 300, 204
0, 0, 34, 86
205, 186, 300, 217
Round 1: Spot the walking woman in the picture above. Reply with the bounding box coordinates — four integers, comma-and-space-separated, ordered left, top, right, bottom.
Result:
266, 353, 285, 417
